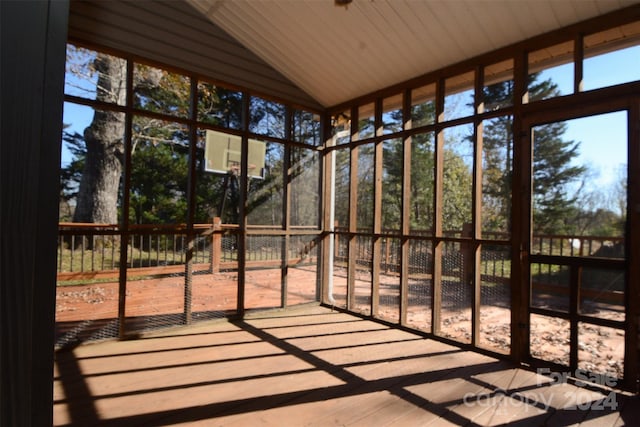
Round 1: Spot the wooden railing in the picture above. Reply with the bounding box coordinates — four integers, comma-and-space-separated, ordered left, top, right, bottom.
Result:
57, 219, 320, 281
331, 228, 625, 306
57, 222, 214, 281
58, 221, 624, 301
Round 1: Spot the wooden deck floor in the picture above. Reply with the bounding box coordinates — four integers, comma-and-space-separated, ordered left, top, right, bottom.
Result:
53, 305, 638, 426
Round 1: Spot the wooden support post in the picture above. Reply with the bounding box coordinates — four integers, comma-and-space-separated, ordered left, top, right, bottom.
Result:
511, 51, 529, 363
462, 222, 479, 345
400, 88, 412, 326
624, 100, 640, 391
348, 109, 359, 311
371, 98, 383, 318
569, 264, 581, 372
184, 235, 193, 325
432, 78, 445, 336
212, 217, 222, 273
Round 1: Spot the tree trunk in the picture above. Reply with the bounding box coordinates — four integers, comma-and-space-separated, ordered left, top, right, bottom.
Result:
72, 54, 126, 225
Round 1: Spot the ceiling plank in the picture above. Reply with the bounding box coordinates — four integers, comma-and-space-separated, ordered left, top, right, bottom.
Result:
190, 0, 639, 107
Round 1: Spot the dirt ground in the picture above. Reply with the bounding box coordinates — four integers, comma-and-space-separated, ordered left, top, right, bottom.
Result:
56, 267, 625, 380
327, 272, 625, 381
55, 266, 318, 346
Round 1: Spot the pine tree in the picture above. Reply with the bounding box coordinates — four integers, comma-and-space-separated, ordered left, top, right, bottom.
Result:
480, 114, 513, 235
381, 138, 403, 230
410, 131, 435, 232
332, 147, 351, 229
531, 121, 586, 234
481, 73, 586, 235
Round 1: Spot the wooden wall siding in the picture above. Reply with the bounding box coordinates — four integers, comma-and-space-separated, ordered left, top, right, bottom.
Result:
1, 1, 69, 426
67, 0, 323, 111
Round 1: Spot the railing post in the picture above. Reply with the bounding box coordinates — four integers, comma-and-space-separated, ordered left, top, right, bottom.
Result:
212, 217, 222, 273
384, 238, 390, 273
184, 231, 193, 325
462, 223, 474, 286
334, 220, 339, 260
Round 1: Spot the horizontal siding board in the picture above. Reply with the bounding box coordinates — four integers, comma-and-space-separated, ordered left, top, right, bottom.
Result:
68, 16, 307, 104
68, 0, 322, 110
108, 1, 283, 77
68, 0, 298, 87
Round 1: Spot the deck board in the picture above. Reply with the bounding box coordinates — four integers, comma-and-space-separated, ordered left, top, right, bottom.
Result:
54, 305, 637, 426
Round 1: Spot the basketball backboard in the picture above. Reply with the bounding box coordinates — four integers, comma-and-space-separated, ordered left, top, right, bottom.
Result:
205, 130, 266, 179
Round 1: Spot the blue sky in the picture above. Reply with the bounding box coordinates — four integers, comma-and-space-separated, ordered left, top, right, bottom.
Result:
562, 111, 627, 187
539, 44, 640, 187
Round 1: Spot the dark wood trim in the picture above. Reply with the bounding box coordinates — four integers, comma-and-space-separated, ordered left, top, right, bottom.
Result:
400, 88, 412, 326
183, 75, 200, 325
510, 50, 529, 362
624, 99, 640, 391
575, 34, 584, 94
321, 115, 333, 304
522, 93, 636, 389
119, 59, 135, 337
472, 66, 483, 346
371, 98, 383, 317
432, 78, 445, 336
282, 107, 293, 308
569, 265, 581, 372
347, 106, 360, 311
529, 254, 625, 269
236, 93, 250, 318
521, 82, 640, 122
530, 307, 624, 330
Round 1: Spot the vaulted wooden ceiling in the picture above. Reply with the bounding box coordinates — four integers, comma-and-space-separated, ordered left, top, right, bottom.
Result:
187, 0, 639, 107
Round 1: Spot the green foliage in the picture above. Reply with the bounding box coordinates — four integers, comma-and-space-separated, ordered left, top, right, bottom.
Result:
356, 144, 375, 229
129, 139, 189, 224
194, 165, 229, 223
480, 115, 513, 234
382, 139, 403, 230
133, 64, 190, 117
60, 129, 86, 219
483, 79, 513, 111
197, 83, 243, 129
409, 132, 435, 230
293, 109, 321, 146
411, 99, 436, 128
333, 148, 351, 228
244, 141, 282, 225
63, 46, 622, 239
250, 96, 285, 138
481, 72, 599, 236
528, 74, 592, 234
442, 148, 473, 232
532, 121, 587, 234
290, 147, 320, 226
